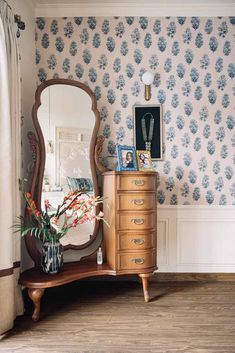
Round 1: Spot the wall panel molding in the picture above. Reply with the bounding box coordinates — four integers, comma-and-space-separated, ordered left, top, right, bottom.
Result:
157, 218, 169, 267
157, 206, 235, 273
35, 2, 235, 17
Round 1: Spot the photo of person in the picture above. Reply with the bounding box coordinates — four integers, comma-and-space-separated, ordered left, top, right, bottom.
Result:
122, 151, 134, 169
137, 150, 153, 171
116, 145, 138, 171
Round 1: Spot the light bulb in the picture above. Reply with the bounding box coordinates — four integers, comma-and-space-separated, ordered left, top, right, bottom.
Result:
142, 71, 154, 101
142, 71, 154, 85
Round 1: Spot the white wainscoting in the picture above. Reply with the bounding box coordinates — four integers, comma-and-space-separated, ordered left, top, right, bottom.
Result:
157, 206, 235, 273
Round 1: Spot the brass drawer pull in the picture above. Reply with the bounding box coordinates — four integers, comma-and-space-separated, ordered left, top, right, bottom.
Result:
131, 218, 144, 225
131, 238, 145, 245
131, 199, 144, 206
132, 179, 145, 186
131, 258, 145, 265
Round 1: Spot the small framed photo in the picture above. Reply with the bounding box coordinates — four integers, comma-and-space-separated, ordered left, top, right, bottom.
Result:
116, 145, 138, 171
136, 150, 153, 171
133, 104, 163, 160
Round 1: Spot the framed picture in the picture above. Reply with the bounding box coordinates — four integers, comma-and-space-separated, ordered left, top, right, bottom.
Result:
67, 177, 93, 193
133, 104, 163, 160
136, 150, 153, 171
116, 145, 138, 171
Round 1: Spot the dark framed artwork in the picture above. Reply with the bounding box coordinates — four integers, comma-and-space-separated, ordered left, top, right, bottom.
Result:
133, 105, 163, 160
116, 145, 138, 171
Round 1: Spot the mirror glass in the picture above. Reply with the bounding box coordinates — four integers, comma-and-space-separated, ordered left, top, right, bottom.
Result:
38, 84, 96, 246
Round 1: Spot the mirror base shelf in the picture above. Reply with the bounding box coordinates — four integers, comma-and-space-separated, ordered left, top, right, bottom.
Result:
20, 262, 156, 322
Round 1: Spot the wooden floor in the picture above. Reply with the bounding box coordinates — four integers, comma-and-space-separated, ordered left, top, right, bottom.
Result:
1, 279, 235, 353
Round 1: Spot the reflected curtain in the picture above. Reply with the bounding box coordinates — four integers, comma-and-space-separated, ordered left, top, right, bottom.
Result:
0, 0, 24, 335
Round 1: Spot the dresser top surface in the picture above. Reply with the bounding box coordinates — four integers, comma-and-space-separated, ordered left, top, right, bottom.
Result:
102, 171, 158, 176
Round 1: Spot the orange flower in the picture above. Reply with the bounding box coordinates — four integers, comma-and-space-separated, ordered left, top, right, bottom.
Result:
45, 199, 51, 209
35, 210, 41, 218
72, 219, 79, 227
29, 199, 36, 208
52, 217, 58, 225
25, 192, 31, 198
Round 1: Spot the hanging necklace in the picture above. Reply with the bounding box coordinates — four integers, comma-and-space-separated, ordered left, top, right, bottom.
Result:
141, 112, 154, 151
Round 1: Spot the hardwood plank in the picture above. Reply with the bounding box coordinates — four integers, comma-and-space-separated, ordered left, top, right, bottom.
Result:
154, 272, 235, 282
1, 281, 235, 353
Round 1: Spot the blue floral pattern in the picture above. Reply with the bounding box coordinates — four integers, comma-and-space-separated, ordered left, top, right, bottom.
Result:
36, 17, 235, 205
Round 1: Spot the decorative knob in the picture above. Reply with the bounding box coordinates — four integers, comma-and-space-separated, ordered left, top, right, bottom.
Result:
131, 218, 144, 225
131, 238, 145, 245
132, 179, 145, 186
131, 258, 145, 265
131, 199, 144, 206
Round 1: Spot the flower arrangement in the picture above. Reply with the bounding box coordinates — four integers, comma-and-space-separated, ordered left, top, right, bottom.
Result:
15, 188, 106, 243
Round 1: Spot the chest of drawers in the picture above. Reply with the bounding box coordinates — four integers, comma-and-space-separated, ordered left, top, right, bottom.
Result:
102, 171, 158, 301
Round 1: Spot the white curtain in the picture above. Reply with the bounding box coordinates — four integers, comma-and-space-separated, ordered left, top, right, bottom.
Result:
0, 0, 24, 334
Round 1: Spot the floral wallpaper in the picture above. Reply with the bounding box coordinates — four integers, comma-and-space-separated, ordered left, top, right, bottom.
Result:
35, 16, 235, 205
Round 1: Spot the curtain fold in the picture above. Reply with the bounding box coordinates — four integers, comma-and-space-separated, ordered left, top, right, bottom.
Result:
0, 0, 24, 335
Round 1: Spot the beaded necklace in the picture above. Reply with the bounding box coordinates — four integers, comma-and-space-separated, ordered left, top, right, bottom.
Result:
141, 112, 154, 151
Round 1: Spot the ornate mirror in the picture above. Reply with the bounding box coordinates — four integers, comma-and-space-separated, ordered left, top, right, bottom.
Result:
26, 79, 103, 264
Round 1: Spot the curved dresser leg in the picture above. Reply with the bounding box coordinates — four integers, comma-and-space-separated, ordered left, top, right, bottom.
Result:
28, 288, 45, 322
138, 273, 152, 303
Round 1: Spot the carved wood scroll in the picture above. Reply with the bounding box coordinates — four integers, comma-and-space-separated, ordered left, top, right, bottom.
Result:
95, 135, 108, 173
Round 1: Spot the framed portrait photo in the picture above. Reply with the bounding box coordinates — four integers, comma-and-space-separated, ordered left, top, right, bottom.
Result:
133, 104, 163, 160
136, 150, 153, 171
116, 145, 138, 171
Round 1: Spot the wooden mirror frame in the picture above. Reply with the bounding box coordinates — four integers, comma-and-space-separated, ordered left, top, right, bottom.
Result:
25, 79, 105, 266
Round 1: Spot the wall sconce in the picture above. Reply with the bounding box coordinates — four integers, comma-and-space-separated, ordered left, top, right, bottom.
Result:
142, 71, 154, 101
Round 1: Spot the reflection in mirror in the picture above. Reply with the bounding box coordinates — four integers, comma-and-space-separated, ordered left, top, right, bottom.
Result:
38, 84, 96, 246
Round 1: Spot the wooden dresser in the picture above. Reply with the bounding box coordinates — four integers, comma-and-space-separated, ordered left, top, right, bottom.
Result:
102, 171, 158, 302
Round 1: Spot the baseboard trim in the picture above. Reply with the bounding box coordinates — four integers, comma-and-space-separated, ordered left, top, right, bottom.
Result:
153, 272, 235, 282
69, 272, 235, 283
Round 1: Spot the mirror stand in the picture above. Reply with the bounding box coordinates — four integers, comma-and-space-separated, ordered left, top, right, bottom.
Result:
20, 79, 157, 322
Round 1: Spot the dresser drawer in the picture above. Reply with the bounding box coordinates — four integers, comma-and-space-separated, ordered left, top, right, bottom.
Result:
117, 175, 156, 191
118, 232, 155, 251
117, 212, 155, 230
117, 193, 155, 211
118, 250, 155, 270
